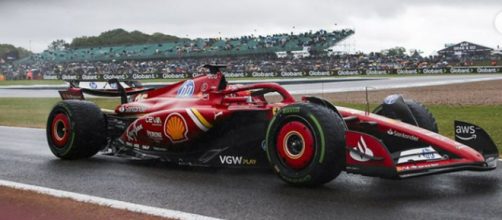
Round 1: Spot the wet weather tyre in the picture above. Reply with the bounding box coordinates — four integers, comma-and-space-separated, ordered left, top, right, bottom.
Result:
266, 103, 346, 186
404, 100, 438, 133
46, 100, 107, 159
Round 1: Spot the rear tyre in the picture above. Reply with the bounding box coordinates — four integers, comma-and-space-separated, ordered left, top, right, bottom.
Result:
266, 103, 346, 186
46, 100, 107, 159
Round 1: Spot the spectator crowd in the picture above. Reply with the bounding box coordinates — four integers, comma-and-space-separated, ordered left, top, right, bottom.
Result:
1, 28, 501, 80
23, 29, 354, 64
3, 51, 500, 80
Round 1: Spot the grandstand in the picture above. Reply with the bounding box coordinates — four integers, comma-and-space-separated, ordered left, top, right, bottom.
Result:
7, 29, 501, 81
17, 29, 354, 64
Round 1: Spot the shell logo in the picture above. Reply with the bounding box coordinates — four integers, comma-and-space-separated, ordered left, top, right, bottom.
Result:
164, 113, 189, 143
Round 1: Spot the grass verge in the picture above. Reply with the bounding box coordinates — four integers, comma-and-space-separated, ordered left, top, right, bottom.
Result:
0, 98, 500, 153
0, 98, 119, 128
0, 80, 66, 86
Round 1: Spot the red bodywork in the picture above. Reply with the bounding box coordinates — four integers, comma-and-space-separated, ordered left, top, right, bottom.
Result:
60, 69, 498, 178
337, 107, 493, 178
114, 72, 294, 151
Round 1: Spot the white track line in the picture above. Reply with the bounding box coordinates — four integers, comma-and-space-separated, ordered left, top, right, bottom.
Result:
0, 179, 219, 220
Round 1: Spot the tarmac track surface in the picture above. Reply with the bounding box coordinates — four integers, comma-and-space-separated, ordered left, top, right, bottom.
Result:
0, 126, 501, 219
282, 74, 502, 94
1, 74, 502, 97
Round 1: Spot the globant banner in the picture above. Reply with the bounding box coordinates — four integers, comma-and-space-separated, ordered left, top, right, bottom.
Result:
42, 66, 502, 80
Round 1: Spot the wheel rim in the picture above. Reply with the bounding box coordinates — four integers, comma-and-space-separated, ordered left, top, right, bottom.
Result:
276, 121, 315, 170
51, 113, 71, 148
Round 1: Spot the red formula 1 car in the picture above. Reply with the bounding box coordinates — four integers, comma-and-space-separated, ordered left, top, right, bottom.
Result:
46, 65, 499, 186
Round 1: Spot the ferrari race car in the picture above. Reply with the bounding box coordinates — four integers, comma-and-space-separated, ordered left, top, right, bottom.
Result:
46, 65, 499, 186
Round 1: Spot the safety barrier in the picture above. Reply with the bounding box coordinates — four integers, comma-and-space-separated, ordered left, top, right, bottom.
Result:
41, 66, 502, 80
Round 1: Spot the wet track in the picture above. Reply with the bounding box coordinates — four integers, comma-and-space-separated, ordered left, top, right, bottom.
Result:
0, 126, 501, 219
1, 74, 502, 97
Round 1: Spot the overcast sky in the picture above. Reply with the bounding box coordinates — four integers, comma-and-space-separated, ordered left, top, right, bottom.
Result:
1, 0, 501, 55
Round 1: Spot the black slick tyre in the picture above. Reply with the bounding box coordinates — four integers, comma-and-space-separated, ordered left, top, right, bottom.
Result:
46, 100, 107, 159
266, 103, 346, 186
404, 100, 438, 132
374, 99, 438, 133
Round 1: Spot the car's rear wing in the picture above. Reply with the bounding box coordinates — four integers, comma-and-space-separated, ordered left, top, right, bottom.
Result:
59, 79, 153, 104
65, 79, 143, 90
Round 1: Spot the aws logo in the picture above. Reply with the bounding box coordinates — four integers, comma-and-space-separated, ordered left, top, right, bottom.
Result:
455, 125, 477, 141
164, 113, 188, 143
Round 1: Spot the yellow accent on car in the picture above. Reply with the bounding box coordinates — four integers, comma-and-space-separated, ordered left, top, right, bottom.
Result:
191, 108, 212, 128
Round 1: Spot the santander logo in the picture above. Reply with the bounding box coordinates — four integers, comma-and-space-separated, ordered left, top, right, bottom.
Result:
349, 137, 374, 162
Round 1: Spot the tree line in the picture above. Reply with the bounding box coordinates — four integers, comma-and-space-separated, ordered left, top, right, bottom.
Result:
0, 44, 32, 61
49, 28, 181, 51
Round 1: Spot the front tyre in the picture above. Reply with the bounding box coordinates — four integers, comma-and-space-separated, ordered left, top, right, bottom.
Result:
46, 100, 107, 159
405, 100, 438, 132
374, 99, 438, 132
266, 103, 346, 186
